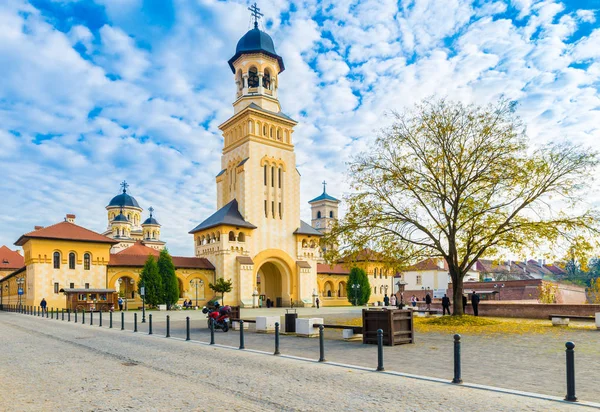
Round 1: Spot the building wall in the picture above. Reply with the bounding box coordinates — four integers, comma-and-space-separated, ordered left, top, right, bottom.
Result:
427, 302, 600, 319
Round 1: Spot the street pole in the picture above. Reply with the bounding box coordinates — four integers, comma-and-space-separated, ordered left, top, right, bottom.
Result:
195, 282, 198, 308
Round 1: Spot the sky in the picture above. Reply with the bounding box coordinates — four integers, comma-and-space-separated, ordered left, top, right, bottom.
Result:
0, 0, 599, 256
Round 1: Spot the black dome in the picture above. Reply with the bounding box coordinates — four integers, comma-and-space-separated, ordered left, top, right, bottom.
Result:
113, 213, 130, 223
108, 192, 140, 208
228, 28, 284, 73
143, 217, 160, 226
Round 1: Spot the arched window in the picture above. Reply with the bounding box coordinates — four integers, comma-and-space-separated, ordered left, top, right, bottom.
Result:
248, 67, 259, 88
69, 252, 76, 270
374, 268, 378, 278
302, 240, 308, 248
53, 252, 60, 269
264, 165, 267, 185
317, 211, 322, 219
263, 68, 271, 90
263, 125, 267, 136
278, 168, 282, 188
271, 166, 275, 187
238, 232, 245, 242
84, 253, 91, 270
228, 231, 235, 241
330, 211, 334, 218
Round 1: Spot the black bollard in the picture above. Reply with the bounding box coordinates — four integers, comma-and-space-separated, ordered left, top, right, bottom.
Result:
186, 317, 191, 341
109, 311, 112, 328
90, 310, 93, 326
37, 306, 40, 317
210, 319, 215, 345
134, 313, 138, 332
46, 307, 49, 318
99, 310, 102, 327
452, 334, 462, 384
166, 315, 170, 338
239, 320, 245, 350
319, 325, 326, 362
274, 322, 281, 355
55, 308, 58, 320
148, 314, 153, 335
68, 310, 70, 322
74, 309, 78, 323
376, 329, 385, 371
565, 341, 577, 402
51, 308, 54, 320
62, 309, 64, 321
121, 312, 124, 331
82, 309, 85, 324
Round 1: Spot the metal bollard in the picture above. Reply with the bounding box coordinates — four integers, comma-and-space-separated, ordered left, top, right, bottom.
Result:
319, 325, 326, 362
148, 314, 153, 335
452, 334, 462, 384
274, 322, 281, 355
121, 312, 124, 331
74, 309, 78, 323
55, 308, 58, 320
134, 313, 138, 332
46, 307, 49, 318
62, 309, 64, 321
90, 310, 93, 326
68, 310, 70, 322
51, 308, 54, 320
99, 310, 102, 327
239, 320, 245, 350
210, 319, 215, 345
82, 309, 85, 324
565, 341, 577, 402
166, 315, 170, 338
376, 329, 385, 371
186, 317, 190, 341
109, 311, 112, 328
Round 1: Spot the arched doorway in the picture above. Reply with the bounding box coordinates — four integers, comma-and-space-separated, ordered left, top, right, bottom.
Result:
324, 281, 334, 298
256, 261, 290, 307
117, 276, 136, 300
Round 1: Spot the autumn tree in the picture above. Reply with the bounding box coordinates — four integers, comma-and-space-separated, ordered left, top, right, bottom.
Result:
325, 98, 598, 315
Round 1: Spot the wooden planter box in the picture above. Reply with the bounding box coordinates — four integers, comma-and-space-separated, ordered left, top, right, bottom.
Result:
362, 308, 414, 346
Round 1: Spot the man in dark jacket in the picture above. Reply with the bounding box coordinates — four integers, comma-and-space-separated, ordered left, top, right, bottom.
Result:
471, 291, 480, 316
40, 298, 47, 314
441, 294, 451, 315
425, 293, 432, 310
383, 294, 390, 306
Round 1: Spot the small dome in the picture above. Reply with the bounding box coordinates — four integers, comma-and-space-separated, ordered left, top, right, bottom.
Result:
112, 213, 130, 223
228, 28, 285, 73
143, 216, 160, 226
108, 192, 140, 208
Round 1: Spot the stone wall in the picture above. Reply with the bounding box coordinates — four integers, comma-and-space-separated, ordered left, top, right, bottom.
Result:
426, 302, 600, 319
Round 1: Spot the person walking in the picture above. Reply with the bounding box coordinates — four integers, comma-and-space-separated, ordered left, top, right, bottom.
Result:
471, 291, 480, 316
40, 298, 47, 314
383, 294, 390, 306
266, 297, 271, 308
441, 294, 451, 315
425, 293, 432, 310
462, 294, 467, 313
118, 297, 124, 311
315, 297, 320, 309
390, 294, 396, 307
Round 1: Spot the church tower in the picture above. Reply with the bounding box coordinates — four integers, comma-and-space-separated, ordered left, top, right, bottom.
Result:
190, 4, 321, 308
309, 181, 340, 234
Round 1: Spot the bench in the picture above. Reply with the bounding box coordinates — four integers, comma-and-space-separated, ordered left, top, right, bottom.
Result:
313, 324, 363, 339
414, 309, 441, 317
548, 315, 595, 321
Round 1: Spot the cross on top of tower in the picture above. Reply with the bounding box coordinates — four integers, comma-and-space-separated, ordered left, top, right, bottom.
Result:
120, 180, 129, 193
148, 206, 154, 217
248, 2, 263, 29
322, 180, 327, 193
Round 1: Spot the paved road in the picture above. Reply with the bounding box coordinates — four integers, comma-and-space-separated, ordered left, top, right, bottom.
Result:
0, 312, 596, 411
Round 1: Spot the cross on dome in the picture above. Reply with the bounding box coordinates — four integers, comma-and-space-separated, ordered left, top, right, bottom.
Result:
120, 180, 129, 193
322, 181, 327, 193
248, 2, 263, 29
148, 206, 154, 217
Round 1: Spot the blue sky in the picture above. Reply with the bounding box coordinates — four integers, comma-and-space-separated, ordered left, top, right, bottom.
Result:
1, 0, 599, 256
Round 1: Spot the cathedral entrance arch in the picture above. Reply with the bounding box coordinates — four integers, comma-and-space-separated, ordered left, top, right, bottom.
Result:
256, 259, 292, 307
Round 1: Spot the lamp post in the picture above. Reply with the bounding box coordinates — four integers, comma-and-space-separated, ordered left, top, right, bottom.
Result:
140, 282, 146, 323
396, 278, 408, 308
351, 284, 360, 306
190, 279, 202, 309
16, 277, 25, 310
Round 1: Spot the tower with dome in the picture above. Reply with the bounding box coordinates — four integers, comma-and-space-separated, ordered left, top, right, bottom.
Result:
103, 181, 166, 252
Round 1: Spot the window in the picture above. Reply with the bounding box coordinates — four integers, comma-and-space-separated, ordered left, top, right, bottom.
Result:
78, 293, 87, 301
238, 232, 245, 242
228, 231, 235, 241
248, 67, 259, 87
278, 202, 282, 219
85, 283, 89, 289
53, 252, 60, 269
54, 283, 59, 294
278, 168, 282, 188
69, 253, 76, 269
264, 165, 267, 185
330, 211, 334, 218
416, 275, 422, 285
374, 268, 378, 277
271, 201, 275, 218
264, 200, 268, 217
69, 283, 74, 289
263, 69, 271, 89
317, 211, 322, 219
271, 167, 274, 187
84, 253, 91, 270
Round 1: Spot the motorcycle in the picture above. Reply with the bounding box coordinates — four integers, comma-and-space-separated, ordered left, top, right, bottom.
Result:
202, 305, 231, 332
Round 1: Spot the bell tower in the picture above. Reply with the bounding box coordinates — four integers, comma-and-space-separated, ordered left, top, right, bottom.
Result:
309, 181, 340, 234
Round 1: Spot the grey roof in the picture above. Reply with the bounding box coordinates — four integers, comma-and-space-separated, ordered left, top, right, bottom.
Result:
228, 27, 284, 73
108, 191, 141, 208
297, 260, 311, 268
309, 189, 340, 203
247, 103, 296, 123
293, 220, 323, 236
189, 199, 257, 233
142, 217, 160, 226
236, 256, 254, 265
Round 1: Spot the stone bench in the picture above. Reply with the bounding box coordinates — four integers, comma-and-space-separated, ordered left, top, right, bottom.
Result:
296, 318, 323, 337
256, 316, 279, 333
552, 317, 570, 326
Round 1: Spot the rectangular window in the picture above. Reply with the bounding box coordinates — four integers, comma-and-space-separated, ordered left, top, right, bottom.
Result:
69, 282, 74, 289
54, 283, 59, 294
264, 165, 267, 185
264, 200, 268, 218
271, 201, 275, 217
271, 167, 274, 187
278, 202, 282, 219
278, 168, 282, 188
416, 275, 422, 285
85, 283, 89, 289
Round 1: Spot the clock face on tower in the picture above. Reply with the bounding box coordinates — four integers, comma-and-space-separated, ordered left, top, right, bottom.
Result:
315, 220, 321, 228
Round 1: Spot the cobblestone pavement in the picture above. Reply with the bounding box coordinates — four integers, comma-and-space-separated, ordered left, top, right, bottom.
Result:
0, 313, 596, 412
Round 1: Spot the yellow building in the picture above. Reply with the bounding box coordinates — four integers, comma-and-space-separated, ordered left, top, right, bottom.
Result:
189, 16, 323, 308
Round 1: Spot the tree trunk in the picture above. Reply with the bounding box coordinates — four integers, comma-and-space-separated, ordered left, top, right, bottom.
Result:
451, 271, 464, 316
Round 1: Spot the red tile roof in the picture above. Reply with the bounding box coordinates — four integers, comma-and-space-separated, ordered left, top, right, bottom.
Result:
15, 221, 118, 246
109, 242, 214, 270
0, 246, 24, 269
340, 248, 386, 263
317, 263, 349, 275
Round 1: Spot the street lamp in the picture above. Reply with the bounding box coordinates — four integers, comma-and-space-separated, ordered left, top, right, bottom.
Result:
190, 279, 202, 309
140, 282, 146, 323
16, 277, 25, 310
396, 278, 408, 308
351, 284, 361, 306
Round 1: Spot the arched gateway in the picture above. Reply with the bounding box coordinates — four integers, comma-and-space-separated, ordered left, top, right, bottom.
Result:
256, 259, 292, 307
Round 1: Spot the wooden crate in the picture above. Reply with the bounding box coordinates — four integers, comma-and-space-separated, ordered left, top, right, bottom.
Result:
362, 308, 414, 346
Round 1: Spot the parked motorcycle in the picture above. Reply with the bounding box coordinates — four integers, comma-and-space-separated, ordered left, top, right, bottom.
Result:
202, 305, 231, 332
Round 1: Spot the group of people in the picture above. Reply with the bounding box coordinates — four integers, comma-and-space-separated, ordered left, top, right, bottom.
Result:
182, 299, 195, 309
441, 291, 480, 315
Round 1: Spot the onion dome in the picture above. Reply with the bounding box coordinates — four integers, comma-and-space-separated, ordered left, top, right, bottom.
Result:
142, 207, 160, 226
107, 181, 141, 208
228, 26, 284, 73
